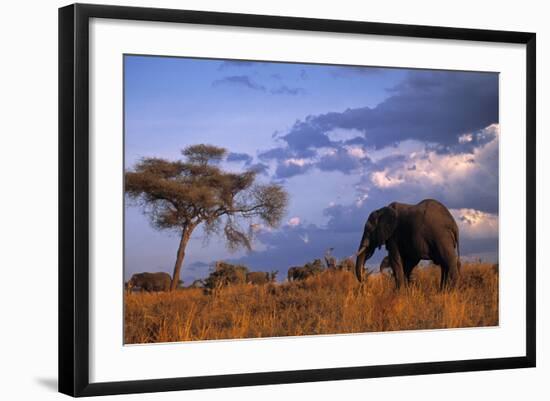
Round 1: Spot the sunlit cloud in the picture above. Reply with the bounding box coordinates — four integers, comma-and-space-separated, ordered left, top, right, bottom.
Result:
459, 133, 473, 144
346, 146, 369, 159
285, 158, 309, 167
369, 124, 498, 190
451, 208, 499, 239
287, 217, 301, 226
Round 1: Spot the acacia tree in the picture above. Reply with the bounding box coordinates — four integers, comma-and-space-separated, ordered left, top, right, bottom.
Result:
125, 144, 288, 290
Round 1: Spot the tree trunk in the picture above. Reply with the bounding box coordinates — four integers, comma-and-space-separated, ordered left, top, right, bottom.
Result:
170, 227, 192, 291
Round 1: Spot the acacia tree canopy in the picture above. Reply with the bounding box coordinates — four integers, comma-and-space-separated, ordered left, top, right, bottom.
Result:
125, 144, 289, 290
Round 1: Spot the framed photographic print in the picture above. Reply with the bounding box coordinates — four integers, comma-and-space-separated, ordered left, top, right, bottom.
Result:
58, 3, 536, 397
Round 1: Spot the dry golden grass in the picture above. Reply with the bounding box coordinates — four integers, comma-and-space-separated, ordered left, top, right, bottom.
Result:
124, 262, 498, 344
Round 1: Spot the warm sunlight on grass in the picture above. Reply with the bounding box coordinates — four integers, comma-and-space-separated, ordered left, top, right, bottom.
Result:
124, 263, 498, 344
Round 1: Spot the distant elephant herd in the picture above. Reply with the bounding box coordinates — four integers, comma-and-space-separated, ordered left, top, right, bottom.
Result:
126, 269, 278, 292
127, 199, 463, 293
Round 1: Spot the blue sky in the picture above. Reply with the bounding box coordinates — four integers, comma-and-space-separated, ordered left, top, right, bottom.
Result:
124, 55, 499, 283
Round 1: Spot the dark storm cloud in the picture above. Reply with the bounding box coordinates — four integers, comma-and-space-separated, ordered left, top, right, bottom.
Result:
270, 85, 306, 95
258, 146, 316, 161
282, 70, 498, 151
255, 70, 498, 180
227, 152, 253, 165
282, 119, 334, 152
212, 75, 266, 92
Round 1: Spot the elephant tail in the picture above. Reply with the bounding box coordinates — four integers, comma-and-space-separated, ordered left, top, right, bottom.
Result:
454, 228, 461, 271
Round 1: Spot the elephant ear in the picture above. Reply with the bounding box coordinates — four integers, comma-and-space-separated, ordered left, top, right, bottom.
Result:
375, 207, 398, 247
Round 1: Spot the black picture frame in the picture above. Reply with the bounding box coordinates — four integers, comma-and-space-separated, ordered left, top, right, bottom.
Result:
59, 3, 536, 397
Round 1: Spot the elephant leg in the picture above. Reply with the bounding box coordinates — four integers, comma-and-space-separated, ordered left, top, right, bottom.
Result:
404, 258, 419, 286
446, 261, 459, 289
438, 244, 459, 291
439, 268, 448, 291
387, 242, 405, 289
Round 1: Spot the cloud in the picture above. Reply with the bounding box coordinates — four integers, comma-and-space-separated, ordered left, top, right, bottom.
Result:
212, 75, 266, 92
227, 152, 253, 165
275, 158, 314, 178
287, 217, 301, 226
282, 119, 334, 152
270, 85, 306, 95
248, 162, 270, 175
370, 168, 405, 188
451, 208, 499, 239
254, 70, 498, 181
258, 146, 316, 161
326, 128, 363, 142
317, 147, 371, 174
318, 124, 499, 235
459, 133, 473, 144
262, 145, 372, 178
279, 70, 498, 152
362, 124, 499, 212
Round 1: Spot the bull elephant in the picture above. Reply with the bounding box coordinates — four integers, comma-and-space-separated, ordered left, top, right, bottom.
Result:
126, 272, 172, 292
355, 199, 460, 290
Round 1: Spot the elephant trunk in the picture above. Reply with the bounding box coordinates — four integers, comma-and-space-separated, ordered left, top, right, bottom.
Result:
355, 239, 372, 282
355, 252, 367, 282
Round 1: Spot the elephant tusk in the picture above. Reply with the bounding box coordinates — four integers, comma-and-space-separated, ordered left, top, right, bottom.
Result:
355, 246, 367, 256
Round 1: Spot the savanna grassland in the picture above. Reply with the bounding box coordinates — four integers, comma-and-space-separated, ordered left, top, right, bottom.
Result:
124, 263, 498, 344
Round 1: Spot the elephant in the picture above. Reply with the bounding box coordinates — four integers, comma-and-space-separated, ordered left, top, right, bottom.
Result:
287, 266, 300, 281
126, 272, 172, 292
287, 266, 312, 281
246, 271, 270, 285
204, 262, 247, 289
287, 262, 323, 281
355, 199, 460, 290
